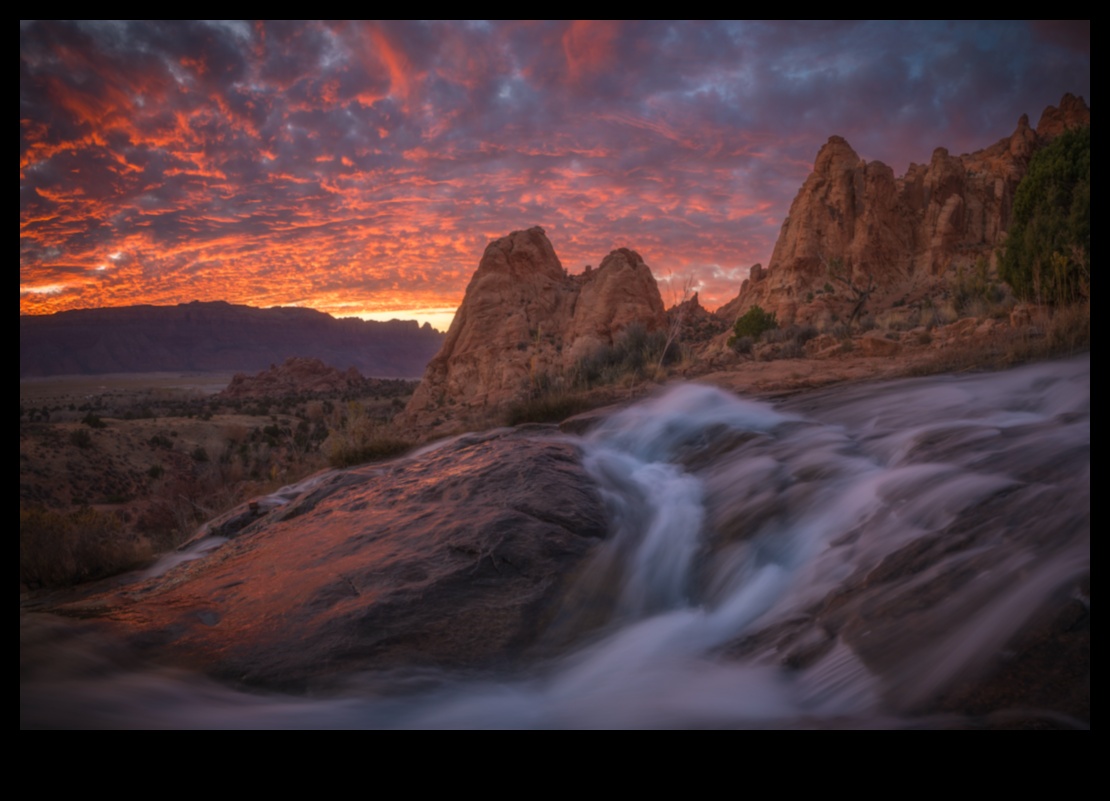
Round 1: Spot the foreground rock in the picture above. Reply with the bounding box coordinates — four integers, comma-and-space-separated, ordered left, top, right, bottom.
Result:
56, 429, 608, 689
718, 93, 1091, 327
396, 228, 666, 434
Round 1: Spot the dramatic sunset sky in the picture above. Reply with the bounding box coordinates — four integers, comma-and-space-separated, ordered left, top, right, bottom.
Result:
20, 21, 1090, 330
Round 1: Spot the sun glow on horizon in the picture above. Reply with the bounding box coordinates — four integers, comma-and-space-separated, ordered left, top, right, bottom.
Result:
338, 307, 456, 334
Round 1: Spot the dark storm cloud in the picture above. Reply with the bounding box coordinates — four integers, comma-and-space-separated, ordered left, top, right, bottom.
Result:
20, 20, 1089, 324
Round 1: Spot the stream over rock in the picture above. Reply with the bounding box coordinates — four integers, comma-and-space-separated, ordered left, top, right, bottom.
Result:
22, 356, 1089, 728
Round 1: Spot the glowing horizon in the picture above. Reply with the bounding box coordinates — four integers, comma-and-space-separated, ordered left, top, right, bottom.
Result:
20, 21, 1089, 322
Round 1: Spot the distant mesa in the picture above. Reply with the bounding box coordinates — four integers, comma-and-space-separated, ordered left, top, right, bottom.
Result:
716, 93, 1091, 326
220, 357, 368, 400
395, 227, 666, 432
19, 300, 444, 379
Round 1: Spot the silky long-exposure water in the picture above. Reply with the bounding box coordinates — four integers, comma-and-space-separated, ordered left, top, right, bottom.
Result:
20, 356, 1090, 728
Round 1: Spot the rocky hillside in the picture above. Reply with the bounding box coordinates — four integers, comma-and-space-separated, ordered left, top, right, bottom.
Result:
20, 301, 444, 379
396, 227, 666, 432
718, 93, 1091, 326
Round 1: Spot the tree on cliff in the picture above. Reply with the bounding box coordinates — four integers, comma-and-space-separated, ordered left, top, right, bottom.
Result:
1000, 126, 1090, 305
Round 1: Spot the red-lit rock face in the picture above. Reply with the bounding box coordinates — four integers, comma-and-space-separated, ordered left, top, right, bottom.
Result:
397, 227, 666, 432
75, 428, 607, 689
717, 94, 1091, 327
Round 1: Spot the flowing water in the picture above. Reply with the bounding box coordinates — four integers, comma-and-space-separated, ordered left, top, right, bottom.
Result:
20, 356, 1090, 728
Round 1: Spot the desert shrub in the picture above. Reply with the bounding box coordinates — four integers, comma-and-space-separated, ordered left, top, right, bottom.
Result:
1000, 126, 1090, 305
504, 393, 595, 426
69, 429, 93, 449
730, 305, 778, 342
954, 256, 1006, 316
730, 336, 755, 355
908, 301, 1089, 376
325, 402, 412, 468
778, 342, 806, 360
764, 324, 818, 347
136, 462, 262, 550
1044, 301, 1091, 353
572, 323, 677, 388
20, 506, 149, 588
81, 412, 107, 429
796, 324, 819, 345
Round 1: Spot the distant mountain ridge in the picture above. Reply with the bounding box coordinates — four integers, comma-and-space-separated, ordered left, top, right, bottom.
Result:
19, 301, 444, 378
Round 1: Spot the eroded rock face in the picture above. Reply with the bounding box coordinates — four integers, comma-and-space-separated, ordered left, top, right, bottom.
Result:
666, 292, 729, 345
67, 429, 608, 689
718, 94, 1091, 326
564, 248, 667, 364
397, 228, 665, 433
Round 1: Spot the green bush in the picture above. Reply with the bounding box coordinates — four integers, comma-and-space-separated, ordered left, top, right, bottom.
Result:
729, 305, 778, 345
1000, 126, 1090, 304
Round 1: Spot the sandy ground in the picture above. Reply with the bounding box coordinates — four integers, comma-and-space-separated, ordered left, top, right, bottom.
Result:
20, 372, 236, 407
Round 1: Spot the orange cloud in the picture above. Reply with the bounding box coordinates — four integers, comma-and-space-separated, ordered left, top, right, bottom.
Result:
562, 20, 620, 83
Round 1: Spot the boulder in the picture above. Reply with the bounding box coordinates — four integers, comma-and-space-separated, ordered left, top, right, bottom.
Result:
856, 334, 904, 358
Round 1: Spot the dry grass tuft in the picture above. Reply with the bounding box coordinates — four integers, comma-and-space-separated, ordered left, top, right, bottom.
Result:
908, 302, 1090, 376
21, 506, 152, 589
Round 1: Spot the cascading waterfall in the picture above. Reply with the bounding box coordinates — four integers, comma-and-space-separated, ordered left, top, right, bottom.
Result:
20, 356, 1090, 728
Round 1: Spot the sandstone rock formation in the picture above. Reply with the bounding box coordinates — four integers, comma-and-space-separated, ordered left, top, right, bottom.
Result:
62, 429, 608, 688
397, 227, 666, 432
221, 357, 366, 400
564, 248, 668, 364
666, 292, 729, 345
717, 94, 1091, 326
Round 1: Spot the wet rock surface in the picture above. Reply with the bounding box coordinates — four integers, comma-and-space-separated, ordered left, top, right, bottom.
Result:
52, 429, 608, 690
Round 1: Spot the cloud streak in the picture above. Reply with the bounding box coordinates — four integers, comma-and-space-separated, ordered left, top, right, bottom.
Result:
20, 21, 1090, 327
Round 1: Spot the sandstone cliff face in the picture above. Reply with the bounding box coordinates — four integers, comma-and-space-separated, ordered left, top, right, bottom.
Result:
397, 228, 665, 432
718, 94, 1090, 326
564, 248, 668, 363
